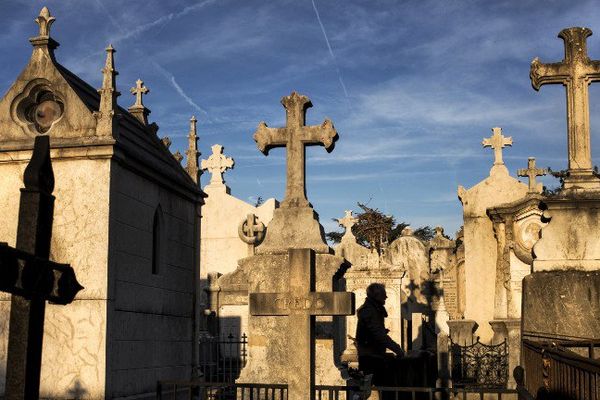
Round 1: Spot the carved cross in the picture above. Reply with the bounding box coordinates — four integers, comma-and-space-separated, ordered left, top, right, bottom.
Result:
253, 92, 338, 208
531, 28, 600, 174
238, 213, 265, 245
482, 127, 512, 165
4, 136, 83, 400
130, 79, 149, 108
338, 210, 357, 239
250, 249, 354, 400
200, 144, 234, 186
518, 157, 547, 192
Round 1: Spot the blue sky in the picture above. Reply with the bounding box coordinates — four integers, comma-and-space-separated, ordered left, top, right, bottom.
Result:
2, 0, 600, 238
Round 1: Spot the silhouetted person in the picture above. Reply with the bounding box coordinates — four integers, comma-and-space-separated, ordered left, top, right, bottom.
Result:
356, 283, 404, 386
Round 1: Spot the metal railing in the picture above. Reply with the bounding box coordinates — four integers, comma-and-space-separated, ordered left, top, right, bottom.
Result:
522, 339, 600, 399
198, 333, 248, 383
450, 338, 508, 388
156, 382, 518, 400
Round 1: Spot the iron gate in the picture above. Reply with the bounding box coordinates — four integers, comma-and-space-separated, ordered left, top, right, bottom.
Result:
450, 338, 508, 388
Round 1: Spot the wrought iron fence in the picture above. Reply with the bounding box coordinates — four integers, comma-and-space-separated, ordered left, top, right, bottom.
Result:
156, 381, 518, 400
522, 339, 600, 399
198, 333, 247, 383
450, 338, 508, 388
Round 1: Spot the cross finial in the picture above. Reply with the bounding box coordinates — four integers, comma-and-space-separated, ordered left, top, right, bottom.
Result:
35, 7, 55, 37
530, 27, 600, 189
130, 79, 148, 108
482, 127, 512, 165
253, 91, 338, 208
200, 144, 234, 187
128, 79, 150, 124
518, 157, 547, 193
338, 210, 358, 240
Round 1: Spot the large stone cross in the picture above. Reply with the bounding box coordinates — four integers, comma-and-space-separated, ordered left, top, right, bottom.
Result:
338, 210, 358, 240
482, 127, 512, 165
518, 157, 547, 193
3, 136, 83, 400
253, 92, 338, 208
130, 79, 149, 108
249, 248, 354, 400
531, 27, 600, 184
200, 144, 234, 186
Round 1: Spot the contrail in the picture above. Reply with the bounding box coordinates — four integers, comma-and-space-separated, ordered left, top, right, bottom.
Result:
153, 62, 210, 120
110, 0, 217, 44
311, 0, 351, 104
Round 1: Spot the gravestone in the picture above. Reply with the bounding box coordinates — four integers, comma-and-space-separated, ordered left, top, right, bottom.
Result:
457, 127, 528, 343
524, 27, 600, 344
2, 135, 83, 400
237, 92, 354, 396
199, 144, 276, 337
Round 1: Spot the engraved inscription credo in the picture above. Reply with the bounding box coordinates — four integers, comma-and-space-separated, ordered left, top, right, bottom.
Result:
11, 79, 65, 135
275, 296, 326, 311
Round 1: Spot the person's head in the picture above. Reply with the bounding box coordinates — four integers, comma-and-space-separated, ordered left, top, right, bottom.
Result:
366, 283, 387, 305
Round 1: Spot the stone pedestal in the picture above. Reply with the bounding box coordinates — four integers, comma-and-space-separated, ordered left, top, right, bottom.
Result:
533, 193, 600, 272
447, 320, 478, 346
489, 319, 521, 388
236, 251, 348, 386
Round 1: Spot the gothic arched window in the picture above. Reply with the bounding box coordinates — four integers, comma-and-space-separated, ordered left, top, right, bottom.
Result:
152, 206, 164, 275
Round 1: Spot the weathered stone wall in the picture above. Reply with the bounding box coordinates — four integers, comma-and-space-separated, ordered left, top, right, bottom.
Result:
0, 155, 111, 399
106, 162, 196, 398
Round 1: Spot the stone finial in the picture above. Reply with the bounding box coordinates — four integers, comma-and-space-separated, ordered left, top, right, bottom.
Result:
238, 213, 266, 245
338, 210, 358, 241
200, 144, 234, 187
35, 7, 55, 37
482, 127, 512, 166
128, 79, 150, 125
253, 91, 338, 208
185, 116, 200, 183
173, 150, 183, 163
95, 44, 120, 137
530, 27, 600, 189
434, 226, 444, 237
401, 227, 413, 236
30, 7, 59, 52
161, 136, 172, 148
517, 157, 547, 193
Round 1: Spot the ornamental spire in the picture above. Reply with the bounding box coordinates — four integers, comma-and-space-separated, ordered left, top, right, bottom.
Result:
185, 116, 200, 183
95, 44, 120, 137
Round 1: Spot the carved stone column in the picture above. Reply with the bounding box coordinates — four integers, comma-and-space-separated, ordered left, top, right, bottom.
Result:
490, 319, 521, 389
447, 320, 478, 346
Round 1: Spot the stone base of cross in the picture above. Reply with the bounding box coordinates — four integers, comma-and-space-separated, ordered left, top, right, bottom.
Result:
249, 248, 354, 400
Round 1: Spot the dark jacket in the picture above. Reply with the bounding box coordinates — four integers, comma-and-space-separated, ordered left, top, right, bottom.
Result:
356, 297, 403, 357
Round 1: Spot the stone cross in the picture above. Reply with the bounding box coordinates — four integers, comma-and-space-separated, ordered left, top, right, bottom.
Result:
518, 157, 547, 193
238, 213, 265, 245
531, 27, 600, 180
200, 144, 234, 186
338, 210, 358, 240
3, 136, 83, 400
482, 127, 512, 165
249, 249, 354, 400
253, 92, 337, 208
130, 79, 149, 108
